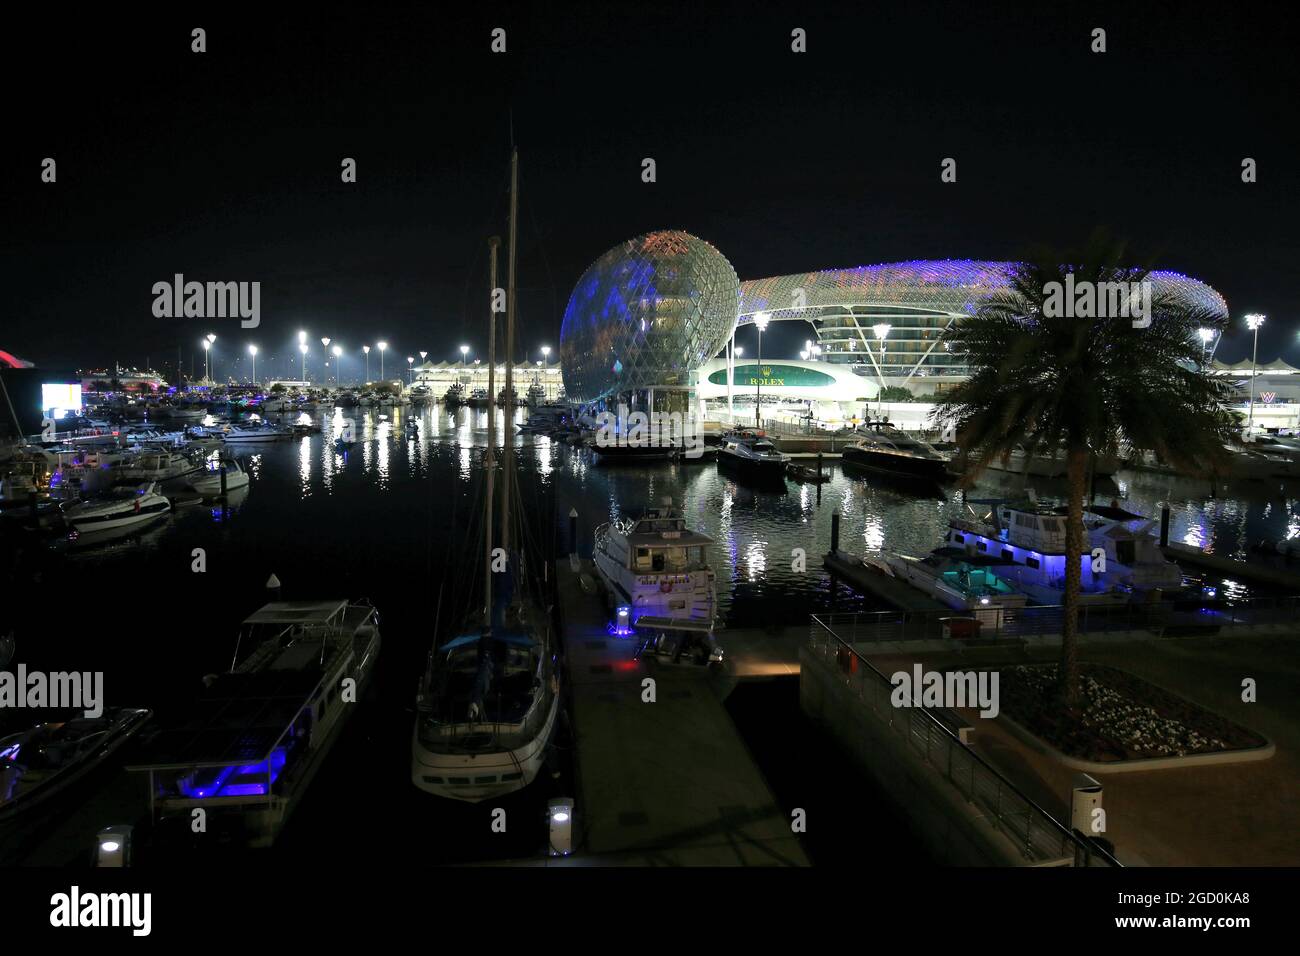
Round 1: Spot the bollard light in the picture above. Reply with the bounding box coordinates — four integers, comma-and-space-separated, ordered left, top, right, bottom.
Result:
548, 797, 574, 857
96, 825, 132, 867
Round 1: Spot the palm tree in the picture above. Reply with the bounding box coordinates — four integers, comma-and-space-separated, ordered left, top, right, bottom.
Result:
934, 238, 1237, 708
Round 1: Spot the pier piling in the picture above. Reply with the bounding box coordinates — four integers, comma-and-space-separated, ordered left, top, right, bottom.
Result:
831, 511, 841, 554
1159, 505, 1170, 548
568, 507, 579, 558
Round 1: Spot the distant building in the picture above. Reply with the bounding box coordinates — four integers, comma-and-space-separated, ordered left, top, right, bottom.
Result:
558, 240, 1230, 405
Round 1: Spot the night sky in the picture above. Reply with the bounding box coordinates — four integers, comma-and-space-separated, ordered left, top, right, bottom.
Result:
4, 1, 1296, 381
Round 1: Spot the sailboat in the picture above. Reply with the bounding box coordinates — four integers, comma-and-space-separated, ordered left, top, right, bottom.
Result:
412, 150, 561, 803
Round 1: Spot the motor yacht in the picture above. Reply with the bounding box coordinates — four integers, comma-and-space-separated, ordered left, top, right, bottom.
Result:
592, 504, 716, 626
842, 421, 953, 482
128, 599, 380, 848
717, 432, 788, 480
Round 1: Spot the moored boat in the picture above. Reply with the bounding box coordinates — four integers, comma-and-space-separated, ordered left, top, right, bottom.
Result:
127, 598, 381, 847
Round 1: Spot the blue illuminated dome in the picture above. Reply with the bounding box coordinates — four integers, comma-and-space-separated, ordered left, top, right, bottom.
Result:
559, 230, 740, 403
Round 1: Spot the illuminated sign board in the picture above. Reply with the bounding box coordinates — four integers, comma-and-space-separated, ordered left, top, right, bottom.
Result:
41, 383, 83, 419
708, 364, 836, 388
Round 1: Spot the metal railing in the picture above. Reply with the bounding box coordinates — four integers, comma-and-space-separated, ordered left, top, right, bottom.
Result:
815, 593, 1300, 644
807, 614, 1121, 867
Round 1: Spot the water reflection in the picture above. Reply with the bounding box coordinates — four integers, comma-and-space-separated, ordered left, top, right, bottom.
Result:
27, 408, 1300, 625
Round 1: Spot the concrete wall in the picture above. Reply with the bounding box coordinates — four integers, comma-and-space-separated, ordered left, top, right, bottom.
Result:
799, 646, 1035, 866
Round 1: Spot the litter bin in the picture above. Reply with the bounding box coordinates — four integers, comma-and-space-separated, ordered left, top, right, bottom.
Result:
940, 616, 981, 640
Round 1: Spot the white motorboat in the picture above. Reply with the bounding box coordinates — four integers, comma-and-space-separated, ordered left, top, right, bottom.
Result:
985, 446, 1121, 479
128, 599, 381, 848
188, 458, 250, 496
225, 424, 293, 442
61, 482, 171, 532
115, 450, 204, 483
592, 504, 716, 626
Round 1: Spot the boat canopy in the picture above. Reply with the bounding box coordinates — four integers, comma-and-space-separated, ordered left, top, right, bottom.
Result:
243, 601, 350, 626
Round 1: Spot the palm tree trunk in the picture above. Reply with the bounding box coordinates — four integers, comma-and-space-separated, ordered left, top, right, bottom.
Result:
1059, 445, 1089, 708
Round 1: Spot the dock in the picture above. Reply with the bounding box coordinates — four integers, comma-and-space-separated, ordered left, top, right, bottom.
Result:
823, 549, 946, 612
555, 559, 809, 865
1164, 542, 1300, 590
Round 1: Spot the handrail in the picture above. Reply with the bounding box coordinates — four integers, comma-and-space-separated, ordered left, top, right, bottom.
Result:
809, 613, 1122, 867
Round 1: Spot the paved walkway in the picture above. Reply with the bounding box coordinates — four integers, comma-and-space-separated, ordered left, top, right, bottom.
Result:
557, 560, 808, 865
863, 634, 1300, 865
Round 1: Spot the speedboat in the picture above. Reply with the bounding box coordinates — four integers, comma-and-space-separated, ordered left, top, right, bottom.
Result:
61, 482, 171, 532
1, 709, 153, 822
881, 550, 1029, 615
188, 458, 250, 496
128, 599, 381, 848
842, 421, 953, 482
717, 432, 788, 481
466, 388, 491, 409
592, 503, 716, 626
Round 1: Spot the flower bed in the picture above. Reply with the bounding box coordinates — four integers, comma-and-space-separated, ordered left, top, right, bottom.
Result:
997, 663, 1265, 762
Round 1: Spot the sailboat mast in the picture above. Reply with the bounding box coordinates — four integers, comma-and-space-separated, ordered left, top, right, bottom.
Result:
502, 148, 518, 553
483, 236, 500, 625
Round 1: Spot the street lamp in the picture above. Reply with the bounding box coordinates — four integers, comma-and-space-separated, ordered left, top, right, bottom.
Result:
1197, 327, 1215, 368
299, 343, 308, 382
248, 344, 258, 386
872, 323, 892, 416
541, 345, 551, 364
1245, 314, 1266, 434
460, 344, 469, 367
406, 355, 414, 385
332, 345, 343, 385
201, 338, 211, 383
362, 345, 370, 383
377, 341, 388, 380
753, 312, 770, 429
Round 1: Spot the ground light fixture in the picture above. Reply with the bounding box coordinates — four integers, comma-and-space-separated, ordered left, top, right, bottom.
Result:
95, 825, 132, 867
548, 798, 574, 857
